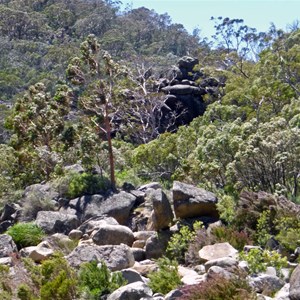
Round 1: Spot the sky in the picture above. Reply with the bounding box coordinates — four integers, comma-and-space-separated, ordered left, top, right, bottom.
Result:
121, 0, 300, 38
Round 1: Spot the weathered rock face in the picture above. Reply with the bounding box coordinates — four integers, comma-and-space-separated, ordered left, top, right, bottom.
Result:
172, 181, 219, 219
249, 274, 285, 294
0, 234, 18, 257
107, 282, 153, 300
147, 189, 174, 231
204, 256, 238, 272
20, 241, 54, 262
145, 230, 172, 259
78, 216, 120, 235
91, 224, 134, 246
35, 211, 80, 234
206, 265, 234, 280
198, 243, 238, 262
68, 191, 137, 224
0, 203, 20, 223
289, 264, 300, 300
67, 244, 135, 271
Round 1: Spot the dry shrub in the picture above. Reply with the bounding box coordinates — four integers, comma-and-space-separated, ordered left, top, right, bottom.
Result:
178, 274, 257, 300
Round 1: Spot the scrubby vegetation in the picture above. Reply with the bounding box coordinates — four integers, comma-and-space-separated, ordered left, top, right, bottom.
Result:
148, 257, 182, 295
0, 0, 300, 298
178, 274, 257, 300
79, 260, 127, 299
6, 222, 45, 249
21, 254, 126, 300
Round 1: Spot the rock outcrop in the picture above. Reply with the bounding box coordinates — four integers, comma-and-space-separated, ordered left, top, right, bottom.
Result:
172, 181, 219, 219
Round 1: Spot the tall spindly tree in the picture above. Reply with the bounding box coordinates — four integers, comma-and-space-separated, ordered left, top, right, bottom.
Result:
67, 34, 128, 190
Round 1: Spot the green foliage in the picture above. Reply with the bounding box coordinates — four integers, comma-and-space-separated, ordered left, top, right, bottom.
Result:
6, 222, 45, 249
0, 265, 12, 299
255, 210, 272, 247
24, 253, 78, 300
240, 248, 287, 275
179, 274, 257, 300
6, 82, 72, 186
275, 216, 300, 252
67, 172, 109, 198
17, 284, 33, 300
79, 260, 126, 299
148, 257, 181, 295
216, 194, 236, 225
0, 144, 18, 202
166, 222, 203, 263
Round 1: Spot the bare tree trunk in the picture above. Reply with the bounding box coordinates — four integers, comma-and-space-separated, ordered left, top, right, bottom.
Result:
104, 101, 116, 191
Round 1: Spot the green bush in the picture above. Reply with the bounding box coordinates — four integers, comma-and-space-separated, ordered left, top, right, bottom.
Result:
6, 222, 45, 249
216, 194, 237, 225
0, 265, 12, 300
23, 252, 79, 300
255, 210, 272, 247
79, 260, 126, 299
17, 284, 33, 300
239, 248, 288, 275
148, 257, 181, 295
167, 222, 202, 263
275, 216, 300, 252
178, 275, 257, 300
67, 172, 109, 198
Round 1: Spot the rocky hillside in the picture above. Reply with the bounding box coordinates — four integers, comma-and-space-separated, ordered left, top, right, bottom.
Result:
1, 177, 300, 299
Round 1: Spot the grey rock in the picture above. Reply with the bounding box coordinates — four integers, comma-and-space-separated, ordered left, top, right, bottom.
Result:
132, 240, 146, 248
206, 266, 234, 280
134, 231, 156, 242
145, 230, 172, 259
199, 242, 238, 262
179, 266, 206, 285
132, 260, 157, 276
0, 203, 20, 222
244, 245, 263, 252
78, 216, 119, 235
178, 56, 199, 70
147, 189, 174, 231
0, 234, 17, 257
138, 182, 162, 192
131, 248, 146, 262
21, 241, 54, 262
290, 264, 300, 300
165, 289, 184, 300
24, 183, 59, 200
250, 274, 284, 294
0, 220, 12, 234
172, 181, 218, 219
72, 192, 137, 224
204, 256, 238, 272
121, 268, 145, 284
67, 244, 135, 271
64, 164, 84, 173
91, 224, 134, 246
36, 211, 80, 234
107, 282, 153, 300
265, 266, 277, 277
68, 229, 83, 240
162, 85, 205, 96
274, 283, 290, 300
0, 257, 13, 266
